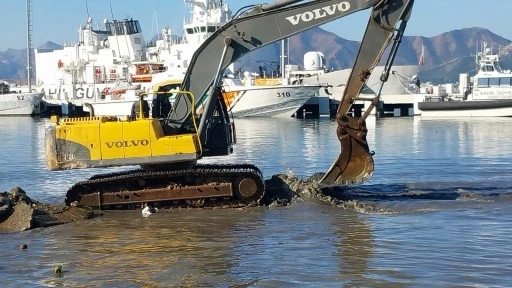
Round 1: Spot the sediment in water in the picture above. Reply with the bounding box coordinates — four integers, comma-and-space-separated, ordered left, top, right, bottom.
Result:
1, 173, 387, 232
263, 172, 388, 213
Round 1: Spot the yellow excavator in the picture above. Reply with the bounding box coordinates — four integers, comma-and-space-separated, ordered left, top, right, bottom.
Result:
45, 0, 415, 209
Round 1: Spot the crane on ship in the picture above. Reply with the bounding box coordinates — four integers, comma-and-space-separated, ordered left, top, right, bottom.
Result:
44, 0, 415, 209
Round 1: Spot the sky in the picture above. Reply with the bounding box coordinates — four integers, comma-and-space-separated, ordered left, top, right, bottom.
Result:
2, 0, 512, 51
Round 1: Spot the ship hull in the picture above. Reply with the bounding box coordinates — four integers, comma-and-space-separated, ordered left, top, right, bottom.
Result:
0, 93, 43, 116
223, 84, 322, 118
418, 100, 512, 117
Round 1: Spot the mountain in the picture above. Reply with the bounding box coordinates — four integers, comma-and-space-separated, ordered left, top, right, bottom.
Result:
37, 41, 63, 51
0, 42, 63, 80
0, 48, 29, 79
226, 27, 512, 84
1, 27, 512, 84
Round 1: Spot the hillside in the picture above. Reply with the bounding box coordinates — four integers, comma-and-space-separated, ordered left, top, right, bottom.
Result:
1, 28, 511, 84
0, 41, 62, 80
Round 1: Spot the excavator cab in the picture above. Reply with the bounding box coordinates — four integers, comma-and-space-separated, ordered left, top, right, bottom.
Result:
150, 80, 180, 120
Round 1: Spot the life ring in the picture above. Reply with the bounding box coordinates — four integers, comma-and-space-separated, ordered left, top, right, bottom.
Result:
57, 60, 63, 68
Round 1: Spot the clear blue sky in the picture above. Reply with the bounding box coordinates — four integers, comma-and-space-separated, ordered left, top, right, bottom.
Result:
1, 0, 511, 51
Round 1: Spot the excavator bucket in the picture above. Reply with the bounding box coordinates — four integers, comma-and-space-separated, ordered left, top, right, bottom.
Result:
319, 115, 374, 186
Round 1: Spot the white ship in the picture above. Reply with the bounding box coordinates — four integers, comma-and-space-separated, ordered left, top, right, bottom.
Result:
223, 77, 321, 118
0, 81, 43, 116
32, 16, 148, 116
418, 41, 512, 117
33, 0, 321, 118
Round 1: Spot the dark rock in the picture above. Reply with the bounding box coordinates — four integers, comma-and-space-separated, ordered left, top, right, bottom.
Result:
8, 187, 29, 204
0, 193, 11, 219
0, 201, 34, 231
262, 174, 300, 207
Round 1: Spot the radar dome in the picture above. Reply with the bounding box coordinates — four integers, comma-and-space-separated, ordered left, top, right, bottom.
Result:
303, 51, 325, 71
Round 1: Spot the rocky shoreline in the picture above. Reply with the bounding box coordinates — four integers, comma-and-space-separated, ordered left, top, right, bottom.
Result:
0, 187, 99, 233
1, 173, 383, 232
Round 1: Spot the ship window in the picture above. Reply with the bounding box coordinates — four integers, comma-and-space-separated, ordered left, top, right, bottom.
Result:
115, 22, 124, 35
207, 26, 216, 32
125, 20, 140, 34
500, 77, 511, 86
201, 27, 206, 32
477, 78, 489, 87
127, 22, 132, 34
194, 27, 199, 33
489, 78, 500, 86
186, 28, 194, 34
106, 22, 113, 35
483, 65, 495, 72
112, 50, 116, 57
123, 22, 129, 35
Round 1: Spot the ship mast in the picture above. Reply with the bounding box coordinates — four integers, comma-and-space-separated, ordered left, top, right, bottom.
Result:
26, 0, 33, 91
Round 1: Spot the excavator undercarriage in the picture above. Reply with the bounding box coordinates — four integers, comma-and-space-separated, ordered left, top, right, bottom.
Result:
65, 163, 264, 209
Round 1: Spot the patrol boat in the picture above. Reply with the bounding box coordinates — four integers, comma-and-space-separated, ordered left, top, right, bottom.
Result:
418, 41, 512, 117
0, 81, 43, 116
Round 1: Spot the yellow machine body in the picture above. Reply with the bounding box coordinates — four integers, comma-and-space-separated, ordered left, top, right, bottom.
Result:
45, 116, 201, 171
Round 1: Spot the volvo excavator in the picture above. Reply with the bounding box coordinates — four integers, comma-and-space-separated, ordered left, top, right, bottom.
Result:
44, 0, 415, 209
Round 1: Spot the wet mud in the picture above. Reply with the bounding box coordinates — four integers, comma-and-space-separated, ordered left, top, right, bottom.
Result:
263, 172, 388, 213
0, 187, 99, 233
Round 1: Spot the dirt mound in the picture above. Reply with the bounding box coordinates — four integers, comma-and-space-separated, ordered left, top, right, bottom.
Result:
263, 172, 389, 213
0, 187, 99, 232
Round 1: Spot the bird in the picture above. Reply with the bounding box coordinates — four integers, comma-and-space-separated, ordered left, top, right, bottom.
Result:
142, 204, 158, 217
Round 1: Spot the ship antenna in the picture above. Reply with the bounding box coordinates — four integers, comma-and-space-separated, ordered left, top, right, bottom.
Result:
109, 0, 114, 19
26, 0, 33, 91
85, 0, 90, 18
109, 0, 122, 59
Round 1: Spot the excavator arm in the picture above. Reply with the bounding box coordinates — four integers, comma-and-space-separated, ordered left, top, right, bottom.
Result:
169, 0, 415, 185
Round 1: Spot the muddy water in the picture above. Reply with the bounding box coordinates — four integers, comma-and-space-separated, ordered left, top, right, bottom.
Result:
1, 116, 512, 287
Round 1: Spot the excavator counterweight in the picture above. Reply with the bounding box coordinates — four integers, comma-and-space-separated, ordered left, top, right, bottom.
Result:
44, 0, 415, 209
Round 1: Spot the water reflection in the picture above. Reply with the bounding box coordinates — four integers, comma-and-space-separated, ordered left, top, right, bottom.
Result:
27, 208, 266, 287
332, 210, 377, 286
1, 116, 512, 286
413, 117, 512, 158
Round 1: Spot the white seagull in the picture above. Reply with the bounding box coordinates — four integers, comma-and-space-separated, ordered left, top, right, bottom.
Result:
142, 204, 158, 217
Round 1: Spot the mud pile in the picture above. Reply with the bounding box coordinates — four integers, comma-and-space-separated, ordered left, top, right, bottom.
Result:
0, 187, 98, 233
263, 172, 388, 213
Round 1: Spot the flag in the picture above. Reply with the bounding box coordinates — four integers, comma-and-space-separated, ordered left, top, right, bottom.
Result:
419, 45, 425, 66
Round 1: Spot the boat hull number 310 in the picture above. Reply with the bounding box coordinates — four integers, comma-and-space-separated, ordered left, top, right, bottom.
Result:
285, 2, 351, 25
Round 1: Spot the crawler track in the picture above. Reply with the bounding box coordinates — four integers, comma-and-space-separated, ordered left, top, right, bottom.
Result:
66, 163, 265, 209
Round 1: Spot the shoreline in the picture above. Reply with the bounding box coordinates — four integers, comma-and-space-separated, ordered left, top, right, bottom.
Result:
0, 173, 385, 233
